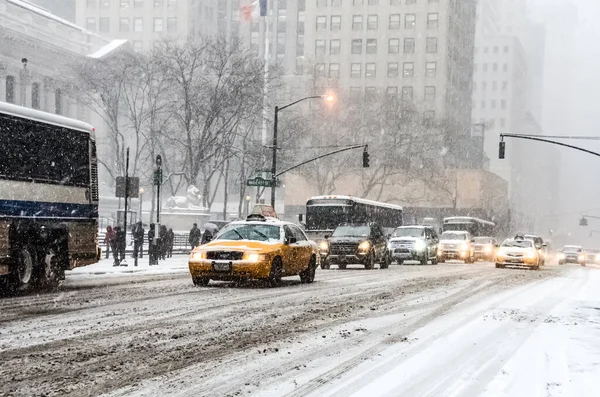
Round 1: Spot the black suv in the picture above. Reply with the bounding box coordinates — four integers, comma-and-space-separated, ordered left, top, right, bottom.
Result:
322, 223, 388, 269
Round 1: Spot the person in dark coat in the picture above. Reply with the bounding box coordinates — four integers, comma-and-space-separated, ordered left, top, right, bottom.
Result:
148, 223, 157, 265
159, 225, 168, 260
104, 226, 115, 259
167, 228, 175, 258
189, 223, 201, 249
132, 222, 145, 266
201, 223, 219, 245
114, 226, 126, 266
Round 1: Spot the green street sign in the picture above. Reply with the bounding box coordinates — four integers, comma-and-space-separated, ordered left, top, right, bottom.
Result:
247, 177, 275, 187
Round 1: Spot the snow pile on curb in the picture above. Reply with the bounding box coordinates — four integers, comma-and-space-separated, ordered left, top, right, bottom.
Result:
67, 256, 190, 277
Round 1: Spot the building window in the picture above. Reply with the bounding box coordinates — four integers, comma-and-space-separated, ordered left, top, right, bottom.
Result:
491, 100, 496, 109
403, 62, 414, 77
120, 18, 130, 32
154, 0, 163, 7
389, 38, 399, 54
482, 82, 487, 91
154, 18, 163, 32
350, 86, 361, 96
502, 81, 508, 90
351, 63, 361, 78
426, 37, 438, 53
406, 0, 415, 4
402, 86, 413, 101
332, 0, 342, 6
316, 39, 326, 55
167, 17, 177, 32
493, 63, 498, 72
55, 89, 62, 115
501, 100, 507, 109
426, 62, 436, 77
387, 86, 398, 97
317, 0, 327, 6
493, 46, 499, 54
353, 0, 363, 5
366, 39, 377, 54
404, 38, 415, 53
365, 63, 376, 78
316, 16, 327, 30
425, 86, 436, 102
481, 100, 486, 109
331, 15, 341, 31
405, 14, 416, 29
31, 82, 40, 109
389, 14, 400, 29
329, 63, 340, 78
134, 0, 143, 7
5, 75, 15, 104
352, 15, 363, 30
120, 0, 130, 8
390, 0, 400, 5
330, 39, 340, 54
367, 15, 378, 30
492, 81, 497, 91
368, 0, 378, 4
315, 63, 326, 77
100, 0, 109, 8
86, 17, 96, 31
427, 13, 439, 29
483, 63, 488, 72
167, 0, 177, 9
351, 39, 362, 54
86, 0, 96, 7
133, 41, 143, 51
504, 46, 509, 53
387, 62, 399, 77
295, 57, 304, 75
99, 17, 110, 32
133, 18, 143, 32
503, 64, 508, 72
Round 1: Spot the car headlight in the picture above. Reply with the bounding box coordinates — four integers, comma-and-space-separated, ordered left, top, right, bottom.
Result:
527, 249, 537, 259
358, 241, 371, 251
578, 254, 585, 261
319, 241, 329, 252
243, 252, 266, 262
460, 242, 468, 250
414, 240, 426, 252
190, 251, 206, 260
558, 253, 565, 259
484, 245, 492, 253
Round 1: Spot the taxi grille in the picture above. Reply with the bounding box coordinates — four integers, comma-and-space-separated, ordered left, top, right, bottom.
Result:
207, 251, 244, 261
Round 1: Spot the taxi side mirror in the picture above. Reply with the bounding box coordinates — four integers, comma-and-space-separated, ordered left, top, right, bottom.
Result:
286, 237, 297, 245
542, 243, 547, 247
324, 235, 330, 239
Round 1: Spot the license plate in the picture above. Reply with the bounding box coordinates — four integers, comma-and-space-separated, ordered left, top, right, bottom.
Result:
0, 265, 8, 276
213, 262, 232, 272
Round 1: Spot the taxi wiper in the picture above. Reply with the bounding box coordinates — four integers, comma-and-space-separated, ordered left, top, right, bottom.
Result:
232, 229, 245, 240
252, 229, 269, 240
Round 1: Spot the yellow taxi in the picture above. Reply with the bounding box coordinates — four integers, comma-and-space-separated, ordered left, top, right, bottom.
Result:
188, 215, 319, 286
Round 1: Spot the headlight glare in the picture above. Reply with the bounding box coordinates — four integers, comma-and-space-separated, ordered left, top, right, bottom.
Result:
414, 240, 426, 251
484, 245, 492, 253
358, 241, 371, 251
191, 251, 206, 260
319, 241, 329, 252
461, 242, 468, 250
244, 252, 265, 262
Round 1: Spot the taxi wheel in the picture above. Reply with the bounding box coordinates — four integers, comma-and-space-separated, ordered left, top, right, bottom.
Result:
300, 256, 316, 284
192, 277, 210, 286
268, 257, 283, 287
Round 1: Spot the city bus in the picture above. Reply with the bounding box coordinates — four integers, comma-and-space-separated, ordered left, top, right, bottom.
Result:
303, 195, 403, 240
442, 216, 495, 237
0, 102, 99, 291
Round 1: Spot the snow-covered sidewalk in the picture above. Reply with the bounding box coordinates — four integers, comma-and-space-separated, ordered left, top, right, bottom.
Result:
66, 255, 190, 277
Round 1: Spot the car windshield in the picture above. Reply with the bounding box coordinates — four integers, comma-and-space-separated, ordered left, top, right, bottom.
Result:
441, 232, 467, 240
392, 227, 424, 238
332, 225, 370, 237
502, 240, 533, 248
474, 237, 493, 244
563, 246, 582, 252
215, 223, 281, 242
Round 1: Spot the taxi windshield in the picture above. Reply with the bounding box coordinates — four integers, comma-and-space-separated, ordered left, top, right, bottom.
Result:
215, 223, 281, 242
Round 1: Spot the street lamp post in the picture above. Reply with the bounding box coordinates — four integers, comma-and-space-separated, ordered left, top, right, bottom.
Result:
271, 94, 334, 208
155, 155, 162, 224
139, 188, 145, 223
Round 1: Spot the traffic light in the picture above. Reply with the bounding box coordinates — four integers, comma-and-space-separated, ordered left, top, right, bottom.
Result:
580, 217, 589, 227
499, 141, 506, 159
363, 150, 370, 168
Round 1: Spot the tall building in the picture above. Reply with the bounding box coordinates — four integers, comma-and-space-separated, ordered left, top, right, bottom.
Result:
75, 0, 217, 51
28, 0, 75, 21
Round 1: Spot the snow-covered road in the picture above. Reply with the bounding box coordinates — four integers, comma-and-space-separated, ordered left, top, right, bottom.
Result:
1, 261, 598, 397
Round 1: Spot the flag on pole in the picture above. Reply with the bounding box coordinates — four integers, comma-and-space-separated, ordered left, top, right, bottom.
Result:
241, 0, 268, 22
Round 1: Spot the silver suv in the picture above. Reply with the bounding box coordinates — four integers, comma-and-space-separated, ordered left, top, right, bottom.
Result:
385, 226, 439, 266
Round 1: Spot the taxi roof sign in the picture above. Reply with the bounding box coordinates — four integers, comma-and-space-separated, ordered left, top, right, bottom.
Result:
252, 204, 278, 219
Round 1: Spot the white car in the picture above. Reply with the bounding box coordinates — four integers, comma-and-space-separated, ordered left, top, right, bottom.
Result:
437, 231, 474, 263
496, 238, 542, 270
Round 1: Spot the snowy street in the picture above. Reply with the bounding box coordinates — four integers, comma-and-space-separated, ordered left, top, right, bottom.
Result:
1, 261, 599, 397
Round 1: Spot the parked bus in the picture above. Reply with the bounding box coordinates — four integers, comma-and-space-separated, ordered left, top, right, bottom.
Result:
303, 195, 403, 240
442, 216, 495, 237
0, 102, 99, 291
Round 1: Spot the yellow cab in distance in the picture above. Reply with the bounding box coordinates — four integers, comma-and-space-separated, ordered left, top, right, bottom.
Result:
188, 213, 319, 286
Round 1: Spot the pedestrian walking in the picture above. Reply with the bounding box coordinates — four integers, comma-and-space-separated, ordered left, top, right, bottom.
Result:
201, 222, 219, 245
167, 228, 175, 258
159, 225, 168, 260
189, 223, 201, 249
104, 225, 115, 259
115, 226, 126, 265
148, 223, 157, 265
132, 221, 144, 266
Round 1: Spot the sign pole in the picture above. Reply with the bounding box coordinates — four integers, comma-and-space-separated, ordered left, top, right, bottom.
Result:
122, 147, 130, 266
156, 155, 162, 224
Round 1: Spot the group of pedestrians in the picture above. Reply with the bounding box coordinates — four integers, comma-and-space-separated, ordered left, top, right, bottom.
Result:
104, 222, 175, 267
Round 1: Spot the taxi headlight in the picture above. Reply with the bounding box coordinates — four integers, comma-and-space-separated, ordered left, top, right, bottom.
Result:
527, 249, 537, 259
190, 251, 206, 260
414, 240, 426, 252
244, 253, 266, 262
358, 241, 371, 251
461, 242, 468, 250
319, 241, 329, 252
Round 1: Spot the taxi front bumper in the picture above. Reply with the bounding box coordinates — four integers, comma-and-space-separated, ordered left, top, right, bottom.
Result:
189, 259, 272, 280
